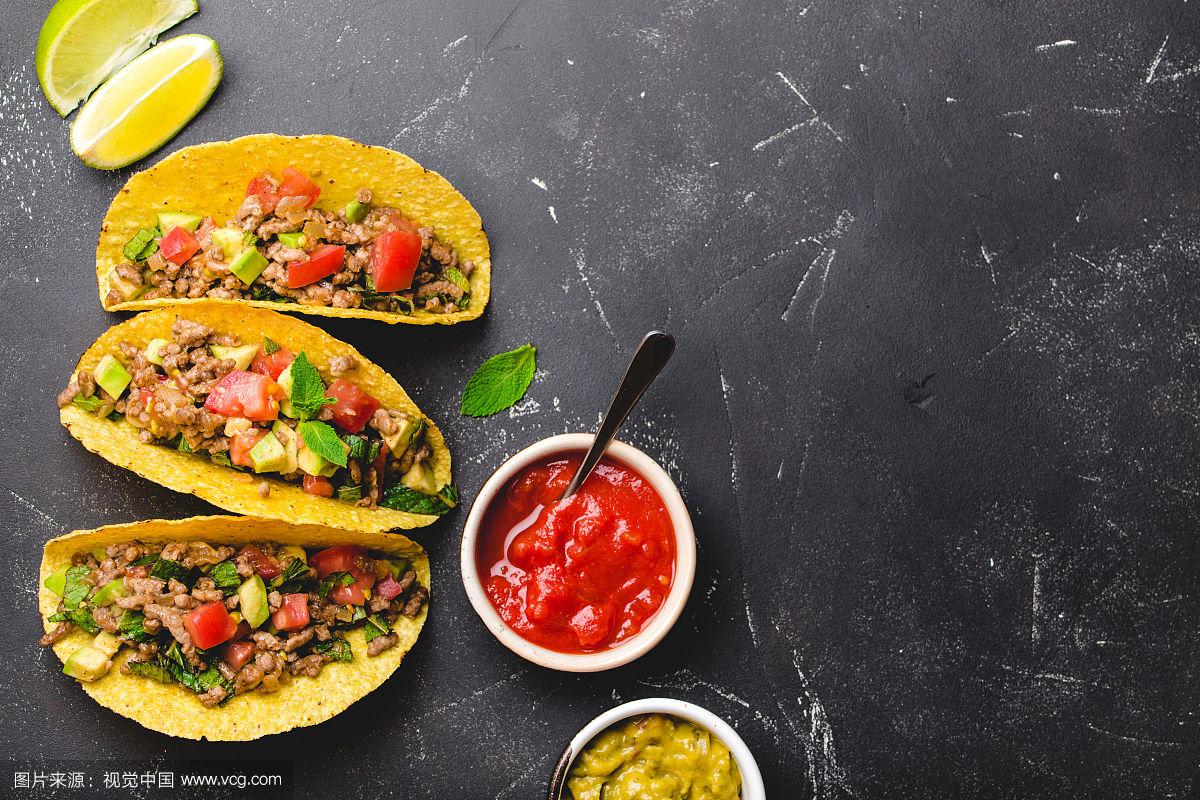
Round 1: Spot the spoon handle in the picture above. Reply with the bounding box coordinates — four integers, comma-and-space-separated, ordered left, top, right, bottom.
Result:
561, 331, 676, 500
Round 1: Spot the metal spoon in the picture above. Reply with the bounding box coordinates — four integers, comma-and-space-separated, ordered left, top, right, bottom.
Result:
560, 330, 676, 500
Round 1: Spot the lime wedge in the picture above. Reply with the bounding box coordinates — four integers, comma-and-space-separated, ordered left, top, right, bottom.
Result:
35, 0, 198, 116
70, 34, 222, 170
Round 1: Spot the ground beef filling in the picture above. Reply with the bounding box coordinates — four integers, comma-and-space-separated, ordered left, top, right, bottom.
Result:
41, 540, 428, 706
111, 182, 474, 315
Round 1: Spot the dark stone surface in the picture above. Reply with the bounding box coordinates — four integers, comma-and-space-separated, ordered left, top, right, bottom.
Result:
3, 1, 1199, 797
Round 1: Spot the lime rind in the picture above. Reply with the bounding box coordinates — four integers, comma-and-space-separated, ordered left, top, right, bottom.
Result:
70, 33, 223, 170
36, 0, 198, 116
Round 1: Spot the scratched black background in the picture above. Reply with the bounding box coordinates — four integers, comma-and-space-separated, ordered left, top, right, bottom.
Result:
3, 1, 1199, 798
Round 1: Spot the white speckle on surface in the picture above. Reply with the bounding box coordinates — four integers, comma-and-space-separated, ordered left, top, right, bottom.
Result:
571, 249, 616, 340
548, 206, 557, 223
790, 652, 857, 799
752, 121, 806, 151
566, 59, 574, 65
775, 71, 844, 142
442, 34, 469, 54
946, 96, 957, 102
1031, 554, 1043, 645
1146, 34, 1169, 83
1035, 39, 1077, 51
507, 397, 541, 418
639, 90, 646, 98
782, 247, 836, 324
1072, 105, 1123, 116
530, 177, 547, 190
1054, 172, 1062, 180
1009, 131, 1025, 139
6, 489, 58, 527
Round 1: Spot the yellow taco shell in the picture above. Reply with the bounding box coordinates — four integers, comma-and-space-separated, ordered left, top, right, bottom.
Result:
40, 515, 429, 740
97, 133, 490, 325
61, 303, 450, 532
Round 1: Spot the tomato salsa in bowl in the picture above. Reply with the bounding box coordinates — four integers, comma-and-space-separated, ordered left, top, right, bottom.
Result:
460, 434, 696, 671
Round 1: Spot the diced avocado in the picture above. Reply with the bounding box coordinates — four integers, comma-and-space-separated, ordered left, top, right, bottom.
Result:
91, 578, 128, 607
93, 354, 131, 400
44, 567, 68, 596
210, 343, 259, 371
387, 558, 410, 579
277, 232, 307, 249
271, 421, 299, 473
277, 364, 296, 417
210, 226, 246, 260
144, 338, 170, 367
92, 631, 122, 658
343, 200, 369, 223
297, 443, 333, 478
381, 416, 425, 455
401, 461, 438, 494
249, 432, 289, 474
279, 545, 307, 564
238, 575, 270, 628
157, 212, 203, 232
90, 546, 107, 560
62, 645, 112, 682
230, 247, 268, 286
106, 266, 148, 302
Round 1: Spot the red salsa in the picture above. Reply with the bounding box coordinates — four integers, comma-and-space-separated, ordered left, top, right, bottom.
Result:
477, 452, 675, 653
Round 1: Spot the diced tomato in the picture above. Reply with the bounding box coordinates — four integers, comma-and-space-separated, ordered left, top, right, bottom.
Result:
325, 379, 380, 434
229, 428, 267, 468
310, 545, 365, 577
370, 230, 422, 292
331, 570, 376, 606
159, 226, 201, 266
239, 544, 281, 580
251, 346, 295, 380
183, 602, 238, 650
271, 593, 310, 631
204, 371, 283, 422
302, 474, 334, 497
387, 211, 419, 234
245, 173, 280, 214
278, 166, 321, 208
374, 573, 403, 600
286, 244, 345, 289
221, 639, 256, 670
569, 604, 615, 647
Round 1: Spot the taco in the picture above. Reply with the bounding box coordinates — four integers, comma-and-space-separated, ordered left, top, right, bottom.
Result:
97, 133, 490, 325
58, 303, 455, 532
38, 515, 430, 740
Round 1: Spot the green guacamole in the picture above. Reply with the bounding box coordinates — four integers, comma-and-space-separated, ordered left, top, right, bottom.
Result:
567, 714, 742, 800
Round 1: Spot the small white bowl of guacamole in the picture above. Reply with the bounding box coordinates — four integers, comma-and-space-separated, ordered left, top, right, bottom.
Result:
548, 697, 766, 800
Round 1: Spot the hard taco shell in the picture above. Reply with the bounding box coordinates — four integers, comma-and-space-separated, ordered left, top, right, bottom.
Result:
39, 515, 430, 740
60, 303, 451, 532
98, 133, 490, 325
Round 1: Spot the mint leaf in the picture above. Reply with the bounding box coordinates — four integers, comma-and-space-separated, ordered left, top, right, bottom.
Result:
49, 608, 100, 634
299, 420, 348, 467
63, 566, 92, 609
209, 561, 242, 595
289, 352, 336, 420
380, 484, 454, 516
127, 659, 173, 684
123, 227, 160, 261
315, 635, 353, 662
364, 613, 391, 643
460, 343, 537, 417
118, 610, 156, 643
262, 336, 280, 355
71, 395, 103, 412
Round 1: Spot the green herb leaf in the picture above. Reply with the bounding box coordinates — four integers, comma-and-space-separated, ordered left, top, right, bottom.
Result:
460, 343, 537, 417
315, 635, 353, 662
262, 336, 280, 355
318, 571, 357, 598
438, 484, 460, 508
364, 613, 391, 643
288, 352, 336, 420
49, 608, 100, 634
129, 554, 159, 567
177, 436, 192, 453
127, 659, 173, 684
209, 561, 242, 595
272, 557, 310, 593
299, 420, 348, 468
149, 558, 190, 584
444, 266, 470, 293
380, 485, 454, 516
211, 452, 232, 467
336, 484, 363, 503
366, 440, 381, 464
123, 227, 160, 261
344, 434, 367, 461
118, 610, 156, 644
63, 566, 92, 609
71, 395, 103, 412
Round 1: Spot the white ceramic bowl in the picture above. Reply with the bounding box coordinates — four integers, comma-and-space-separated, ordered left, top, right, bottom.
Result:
545, 697, 767, 800
460, 433, 696, 672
